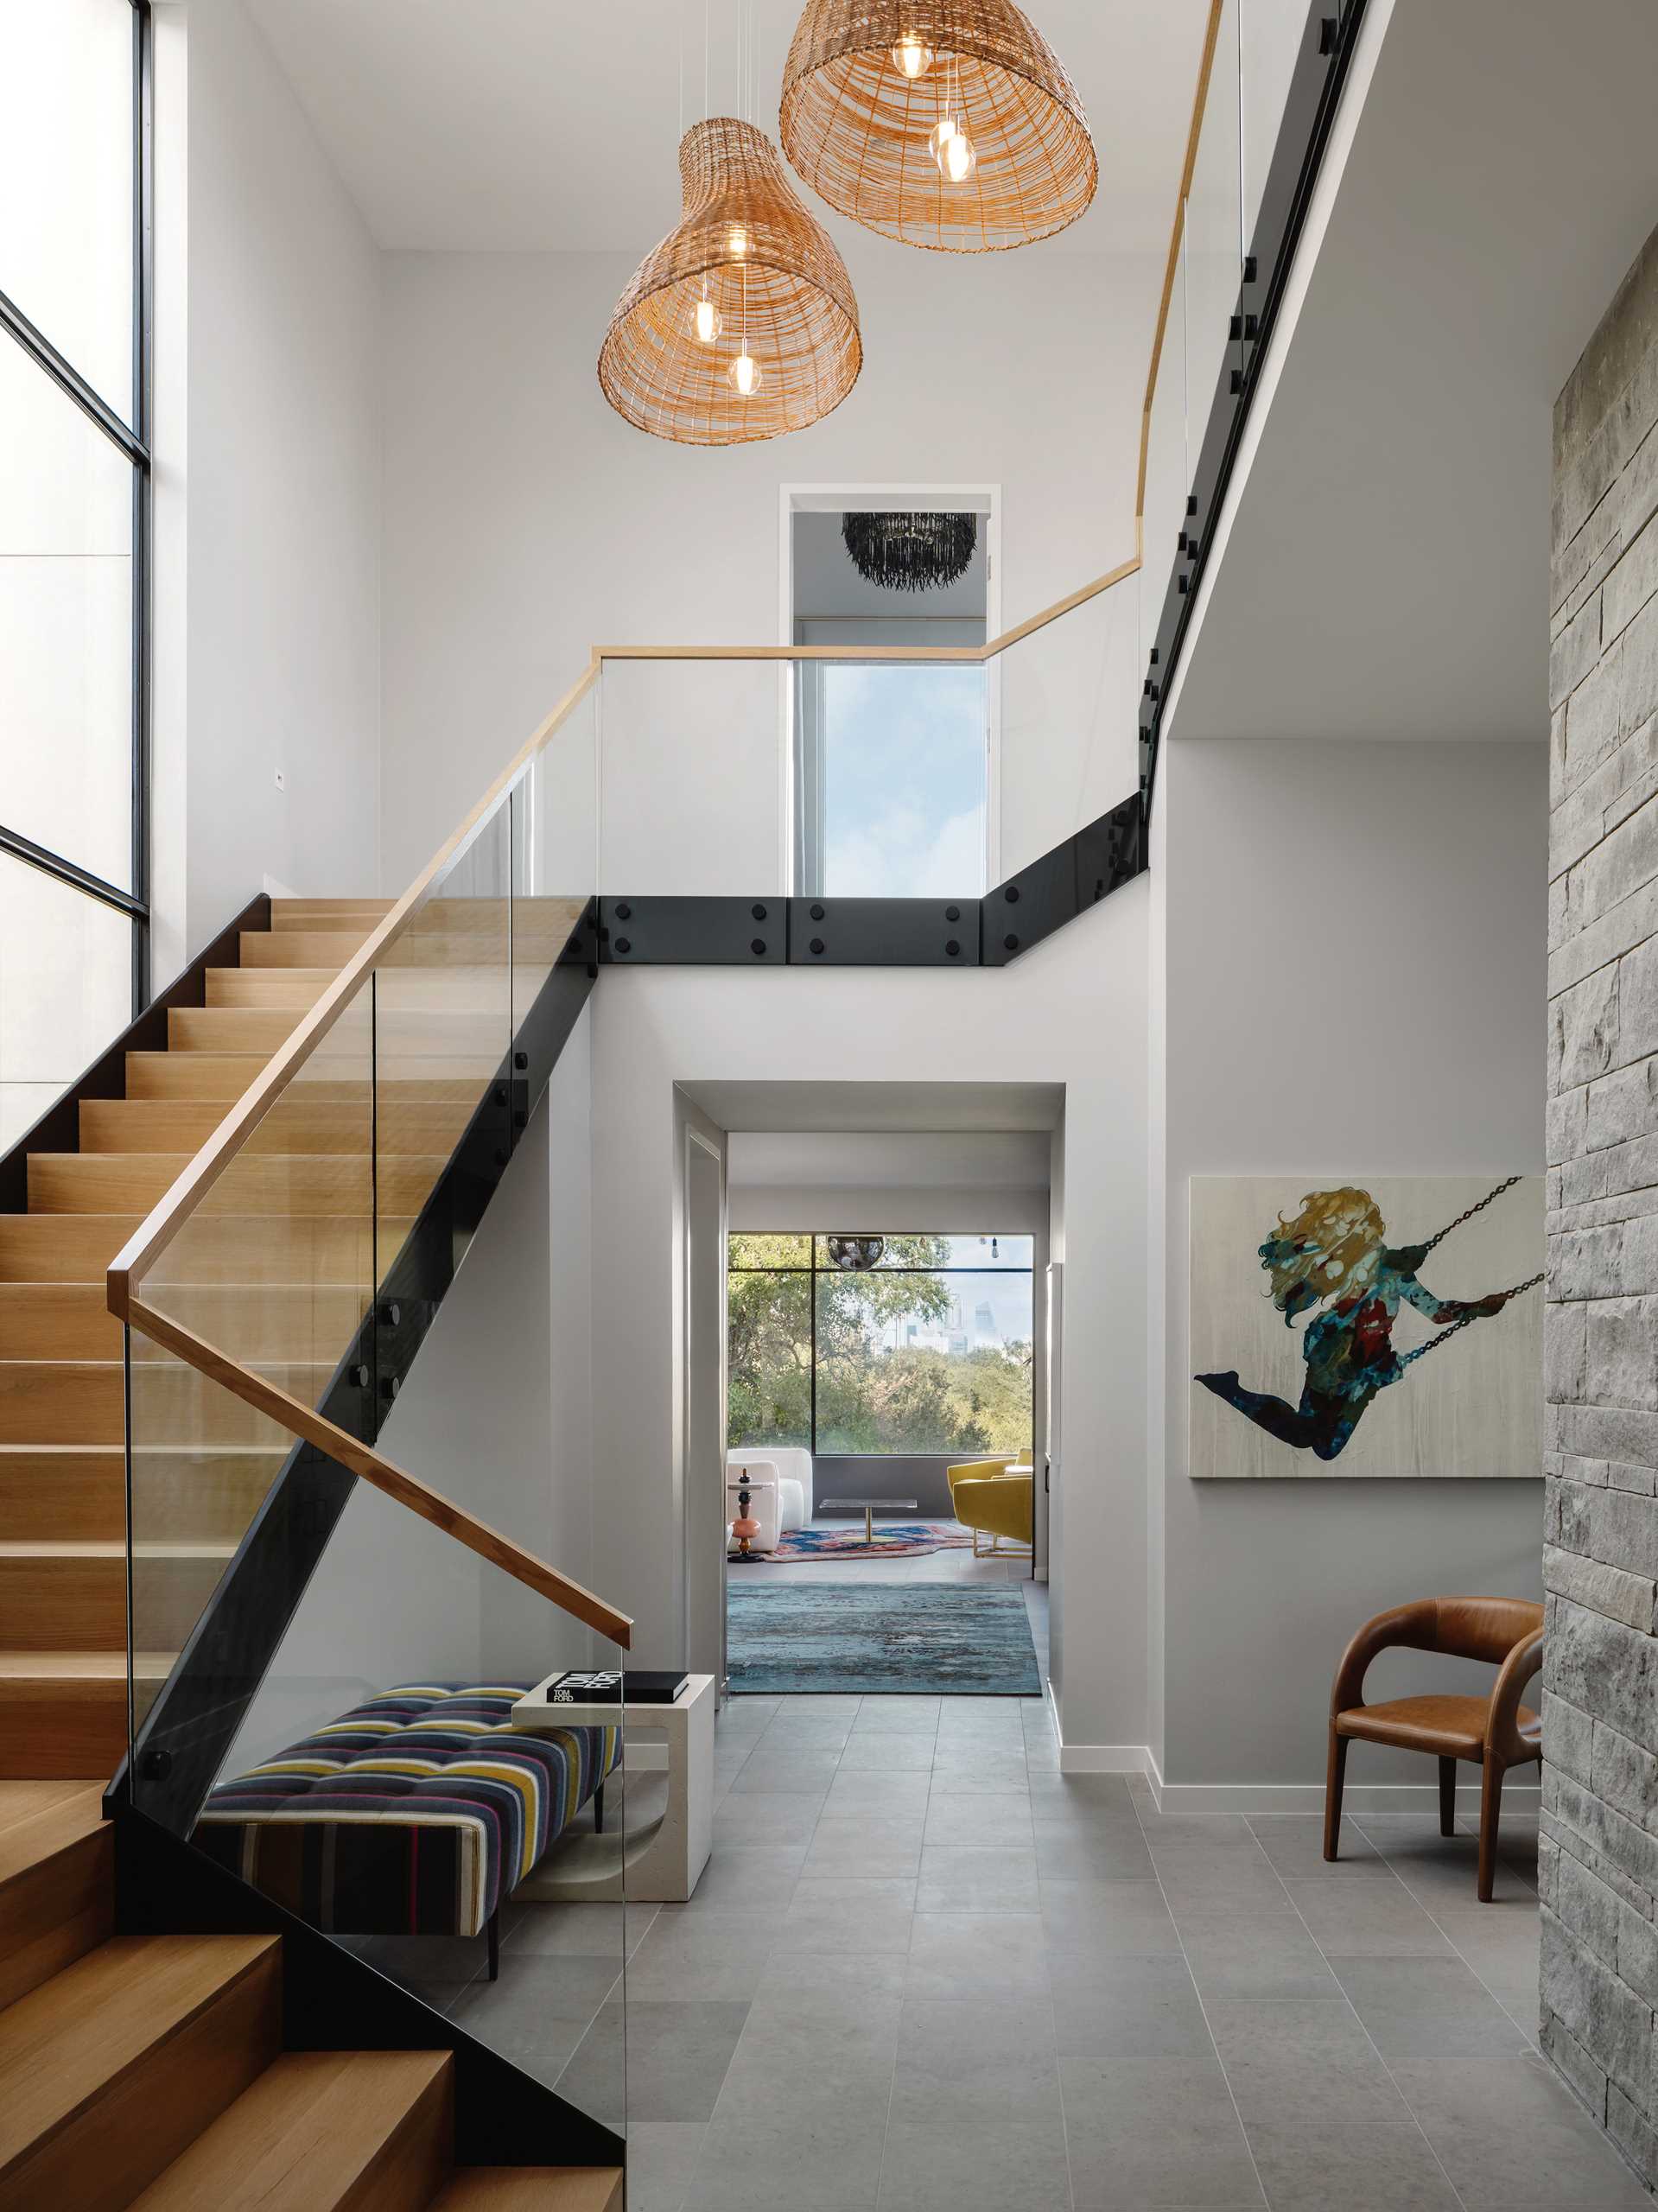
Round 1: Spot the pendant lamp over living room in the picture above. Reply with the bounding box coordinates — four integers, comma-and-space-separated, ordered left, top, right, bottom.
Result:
779, 0, 1097, 252
599, 113, 862, 444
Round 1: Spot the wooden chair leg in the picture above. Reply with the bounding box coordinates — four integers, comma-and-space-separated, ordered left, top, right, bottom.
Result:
593, 1780, 606, 1836
1439, 1757, 1457, 1838
1477, 1757, 1503, 1902
1324, 1726, 1349, 1862
486, 1906, 501, 1982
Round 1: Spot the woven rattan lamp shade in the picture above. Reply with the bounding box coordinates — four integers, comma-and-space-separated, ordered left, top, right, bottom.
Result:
779, 1, 1096, 251
599, 117, 861, 447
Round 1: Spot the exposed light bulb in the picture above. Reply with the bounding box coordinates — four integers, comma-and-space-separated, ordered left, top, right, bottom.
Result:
927, 113, 959, 161
728, 225, 749, 259
892, 32, 934, 79
938, 126, 976, 182
727, 353, 762, 397
691, 294, 722, 345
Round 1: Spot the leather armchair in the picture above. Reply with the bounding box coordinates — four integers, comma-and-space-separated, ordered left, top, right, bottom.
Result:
1324, 1595, 1543, 1900
948, 1457, 1032, 1558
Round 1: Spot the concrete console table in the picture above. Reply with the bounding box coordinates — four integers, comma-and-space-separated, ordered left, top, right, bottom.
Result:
510, 1671, 715, 1904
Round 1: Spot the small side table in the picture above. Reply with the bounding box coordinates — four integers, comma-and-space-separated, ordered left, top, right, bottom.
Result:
820, 1497, 918, 1547
510, 1671, 715, 1904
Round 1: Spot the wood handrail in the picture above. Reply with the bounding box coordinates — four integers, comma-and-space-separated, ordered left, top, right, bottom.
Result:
594, 550, 1145, 667
125, 1300, 633, 1648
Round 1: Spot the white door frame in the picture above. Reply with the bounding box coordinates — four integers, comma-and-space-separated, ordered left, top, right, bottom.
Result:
777, 483, 1004, 893
681, 1121, 728, 1690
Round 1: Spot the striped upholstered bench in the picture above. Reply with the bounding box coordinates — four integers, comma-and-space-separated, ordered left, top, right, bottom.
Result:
192, 1682, 620, 1979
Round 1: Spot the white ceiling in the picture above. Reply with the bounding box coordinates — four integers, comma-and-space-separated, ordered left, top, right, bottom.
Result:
246, 0, 1210, 257
1168, 0, 1658, 748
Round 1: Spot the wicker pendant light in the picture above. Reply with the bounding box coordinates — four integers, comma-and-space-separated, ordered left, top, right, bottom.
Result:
599, 117, 861, 446
779, 1, 1097, 252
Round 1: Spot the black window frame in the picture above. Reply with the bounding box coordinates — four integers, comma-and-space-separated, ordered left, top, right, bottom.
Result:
0, 0, 153, 1012
727, 1230, 1036, 1460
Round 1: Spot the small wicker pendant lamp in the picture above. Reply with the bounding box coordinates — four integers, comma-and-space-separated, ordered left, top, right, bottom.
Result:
599, 116, 861, 446
779, 1, 1096, 252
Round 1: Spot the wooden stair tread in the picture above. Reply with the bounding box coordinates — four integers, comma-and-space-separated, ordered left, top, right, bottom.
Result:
0, 1650, 172, 1678
0, 1541, 233, 1560
0, 1783, 112, 2014
240, 931, 379, 969
0, 1933, 279, 2175
270, 899, 391, 931
428, 2173, 624, 2212
204, 968, 341, 1009
130, 2048, 452, 2211
0, 1783, 105, 1882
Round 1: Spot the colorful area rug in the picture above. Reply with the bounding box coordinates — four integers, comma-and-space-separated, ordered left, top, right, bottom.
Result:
733, 1519, 973, 1563
726, 1582, 1042, 1695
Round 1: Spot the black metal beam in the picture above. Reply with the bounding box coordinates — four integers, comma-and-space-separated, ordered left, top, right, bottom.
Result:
598, 895, 786, 964
788, 898, 978, 967
1139, 0, 1369, 816
595, 792, 1145, 969
981, 795, 1147, 968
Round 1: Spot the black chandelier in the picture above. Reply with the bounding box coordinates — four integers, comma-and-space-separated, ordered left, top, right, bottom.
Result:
824, 1235, 885, 1271
841, 512, 978, 594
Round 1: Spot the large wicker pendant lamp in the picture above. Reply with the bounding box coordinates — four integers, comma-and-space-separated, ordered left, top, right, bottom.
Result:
599, 116, 861, 446
779, 1, 1096, 252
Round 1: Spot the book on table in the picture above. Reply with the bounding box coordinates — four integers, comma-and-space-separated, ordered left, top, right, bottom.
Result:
544, 1669, 689, 1706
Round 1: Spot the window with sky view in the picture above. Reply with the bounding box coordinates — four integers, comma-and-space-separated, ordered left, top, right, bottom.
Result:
817, 663, 988, 896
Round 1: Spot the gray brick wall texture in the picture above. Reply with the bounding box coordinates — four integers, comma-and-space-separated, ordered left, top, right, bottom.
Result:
1547, 218, 1658, 2184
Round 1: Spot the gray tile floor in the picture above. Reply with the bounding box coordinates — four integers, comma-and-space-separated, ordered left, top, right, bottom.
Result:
383, 1680, 1637, 2212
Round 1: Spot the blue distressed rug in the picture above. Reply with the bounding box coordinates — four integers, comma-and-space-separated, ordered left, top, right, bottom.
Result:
727, 1582, 1042, 1695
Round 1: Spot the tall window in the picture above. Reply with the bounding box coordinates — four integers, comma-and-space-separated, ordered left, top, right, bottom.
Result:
790, 506, 989, 898
796, 662, 989, 898
0, 1, 151, 1151
728, 1233, 1034, 1459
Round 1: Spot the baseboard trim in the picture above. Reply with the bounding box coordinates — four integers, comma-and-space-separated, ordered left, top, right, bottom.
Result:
1046, 1712, 1541, 1813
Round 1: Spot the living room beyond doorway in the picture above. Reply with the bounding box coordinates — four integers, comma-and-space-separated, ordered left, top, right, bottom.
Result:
724, 1227, 1045, 1696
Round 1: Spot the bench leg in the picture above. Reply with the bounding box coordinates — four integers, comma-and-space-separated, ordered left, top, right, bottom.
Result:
593, 1780, 606, 1837
486, 1905, 500, 1983
1439, 1757, 1457, 1838
1324, 1726, 1348, 1862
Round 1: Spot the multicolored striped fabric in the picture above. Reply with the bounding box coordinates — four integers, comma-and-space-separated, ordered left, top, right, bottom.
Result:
193, 1682, 620, 1939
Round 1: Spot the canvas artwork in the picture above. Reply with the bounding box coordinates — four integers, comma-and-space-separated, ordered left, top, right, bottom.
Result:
1190, 1175, 1545, 1479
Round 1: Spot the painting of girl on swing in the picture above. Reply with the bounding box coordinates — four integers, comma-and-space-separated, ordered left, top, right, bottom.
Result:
1193, 1180, 1544, 1469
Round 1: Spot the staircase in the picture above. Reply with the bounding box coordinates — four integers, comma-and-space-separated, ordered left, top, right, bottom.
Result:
0, 1783, 621, 2210
0, 899, 401, 1780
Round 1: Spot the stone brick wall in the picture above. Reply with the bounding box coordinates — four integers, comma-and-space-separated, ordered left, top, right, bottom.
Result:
1544, 219, 1658, 2185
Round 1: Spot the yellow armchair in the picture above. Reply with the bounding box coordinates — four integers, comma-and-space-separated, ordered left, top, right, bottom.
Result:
947, 1457, 1034, 1558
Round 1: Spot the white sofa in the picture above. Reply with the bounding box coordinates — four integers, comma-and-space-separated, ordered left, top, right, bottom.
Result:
727, 1447, 811, 1534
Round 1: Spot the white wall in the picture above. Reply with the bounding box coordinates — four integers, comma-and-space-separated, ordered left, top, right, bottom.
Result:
378, 245, 1157, 895
728, 1129, 1051, 1232
588, 890, 1148, 1758
1153, 736, 1547, 1792
153, 0, 382, 969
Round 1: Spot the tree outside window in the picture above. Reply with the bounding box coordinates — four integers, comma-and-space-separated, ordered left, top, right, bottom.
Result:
727, 1233, 1033, 1459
